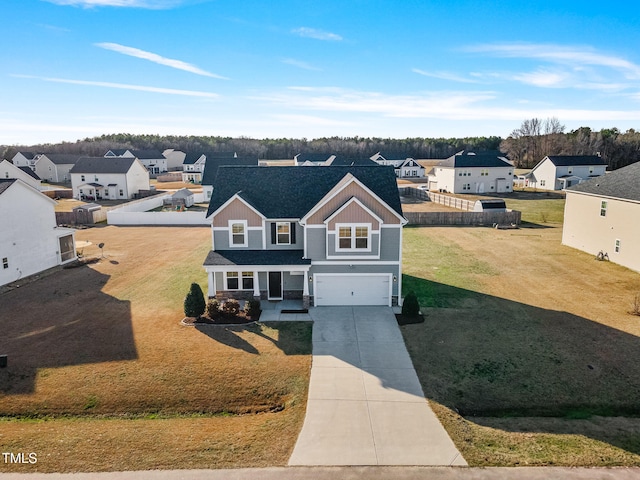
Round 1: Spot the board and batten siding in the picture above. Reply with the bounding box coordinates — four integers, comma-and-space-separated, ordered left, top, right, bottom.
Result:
212, 197, 263, 227
326, 201, 381, 230
306, 183, 401, 225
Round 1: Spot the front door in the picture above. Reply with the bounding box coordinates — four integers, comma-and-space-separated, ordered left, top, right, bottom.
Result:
268, 272, 283, 300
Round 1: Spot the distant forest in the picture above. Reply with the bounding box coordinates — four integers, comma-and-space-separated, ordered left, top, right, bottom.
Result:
3, 120, 640, 171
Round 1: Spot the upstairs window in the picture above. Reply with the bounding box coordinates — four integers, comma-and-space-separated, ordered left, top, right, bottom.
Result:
615, 239, 621, 253
81, 175, 85, 182
2, 257, 8, 269
277, 222, 290, 245
337, 224, 370, 251
600, 201, 608, 217
230, 221, 247, 247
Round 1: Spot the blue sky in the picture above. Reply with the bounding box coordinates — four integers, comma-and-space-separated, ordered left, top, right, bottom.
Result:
2, 0, 640, 145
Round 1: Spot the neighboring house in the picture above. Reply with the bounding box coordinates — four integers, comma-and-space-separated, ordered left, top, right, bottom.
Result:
181, 152, 208, 183
296, 153, 378, 167
430, 152, 514, 194
562, 162, 640, 273
0, 179, 76, 287
10, 152, 40, 172
0, 159, 41, 189
370, 152, 425, 178
162, 149, 187, 171
30, 154, 81, 184
200, 156, 259, 200
203, 165, 406, 307
105, 149, 168, 175
523, 155, 607, 190
294, 153, 336, 166
70, 157, 150, 200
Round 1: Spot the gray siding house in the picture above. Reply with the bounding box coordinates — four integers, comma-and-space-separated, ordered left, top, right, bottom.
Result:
203, 166, 406, 307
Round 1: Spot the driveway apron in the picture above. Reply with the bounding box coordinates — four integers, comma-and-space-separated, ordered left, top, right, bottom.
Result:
289, 306, 466, 466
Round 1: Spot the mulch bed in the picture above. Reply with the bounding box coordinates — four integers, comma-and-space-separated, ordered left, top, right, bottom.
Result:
181, 311, 261, 326
395, 314, 424, 325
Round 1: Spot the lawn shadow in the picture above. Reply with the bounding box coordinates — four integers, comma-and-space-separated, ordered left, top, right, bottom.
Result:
195, 322, 311, 356
0, 265, 137, 395
401, 274, 640, 455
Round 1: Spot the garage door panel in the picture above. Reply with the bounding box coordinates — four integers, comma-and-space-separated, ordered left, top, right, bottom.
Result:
315, 274, 391, 306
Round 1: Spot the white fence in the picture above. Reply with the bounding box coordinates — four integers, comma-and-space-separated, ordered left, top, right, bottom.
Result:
107, 193, 210, 226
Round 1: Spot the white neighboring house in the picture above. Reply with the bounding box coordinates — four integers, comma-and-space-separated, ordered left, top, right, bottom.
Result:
370, 153, 425, 178
0, 179, 76, 287
104, 149, 168, 175
430, 152, 514, 194
70, 157, 150, 200
0, 159, 41, 189
162, 149, 187, 171
11, 152, 40, 171
562, 161, 640, 273
522, 155, 607, 190
181, 153, 208, 183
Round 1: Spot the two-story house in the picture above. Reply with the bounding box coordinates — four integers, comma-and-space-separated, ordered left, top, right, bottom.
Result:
11, 153, 80, 184
203, 166, 406, 307
104, 149, 168, 175
0, 179, 76, 287
430, 152, 514, 194
370, 152, 425, 178
562, 161, 640, 273
523, 155, 607, 190
70, 157, 150, 200
0, 159, 41, 189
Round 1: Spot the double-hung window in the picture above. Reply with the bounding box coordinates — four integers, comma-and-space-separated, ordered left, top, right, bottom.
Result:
277, 222, 290, 245
226, 272, 254, 290
229, 220, 247, 247
337, 224, 370, 251
600, 201, 607, 217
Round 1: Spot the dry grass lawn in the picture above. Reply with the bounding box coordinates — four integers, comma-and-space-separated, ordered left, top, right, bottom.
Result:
0, 226, 311, 473
402, 224, 640, 466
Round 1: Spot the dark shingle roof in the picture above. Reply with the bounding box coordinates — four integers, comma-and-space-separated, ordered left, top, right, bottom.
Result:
546, 155, 606, 167
295, 153, 335, 163
451, 154, 512, 168
18, 167, 41, 180
207, 165, 403, 219
70, 157, 138, 174
328, 156, 379, 166
131, 149, 164, 159
0, 179, 17, 196
566, 161, 640, 202
42, 154, 82, 165
203, 249, 311, 266
201, 156, 259, 186
183, 152, 205, 165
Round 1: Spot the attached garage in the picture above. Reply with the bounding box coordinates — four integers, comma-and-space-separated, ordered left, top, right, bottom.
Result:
314, 273, 392, 306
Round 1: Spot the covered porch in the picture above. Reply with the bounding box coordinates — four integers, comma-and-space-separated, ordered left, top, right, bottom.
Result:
203, 250, 312, 308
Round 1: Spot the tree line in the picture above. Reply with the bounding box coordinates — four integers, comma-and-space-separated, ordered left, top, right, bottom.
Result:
2, 122, 639, 171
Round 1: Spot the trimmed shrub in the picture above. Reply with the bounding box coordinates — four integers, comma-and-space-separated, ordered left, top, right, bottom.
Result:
402, 291, 420, 317
244, 299, 261, 317
206, 299, 221, 319
184, 282, 206, 318
222, 299, 241, 316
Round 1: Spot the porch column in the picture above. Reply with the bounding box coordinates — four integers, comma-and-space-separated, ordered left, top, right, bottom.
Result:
253, 270, 260, 299
303, 272, 309, 296
207, 271, 216, 298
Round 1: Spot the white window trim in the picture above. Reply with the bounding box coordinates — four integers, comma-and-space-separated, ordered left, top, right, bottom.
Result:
276, 221, 291, 245
335, 223, 372, 252
228, 220, 248, 248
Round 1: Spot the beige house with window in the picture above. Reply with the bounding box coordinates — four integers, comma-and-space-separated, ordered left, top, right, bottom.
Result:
562, 162, 640, 273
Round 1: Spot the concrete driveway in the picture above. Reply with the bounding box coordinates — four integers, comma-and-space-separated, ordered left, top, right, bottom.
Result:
289, 306, 466, 466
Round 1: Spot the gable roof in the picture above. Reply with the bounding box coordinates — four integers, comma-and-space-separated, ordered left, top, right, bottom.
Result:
41, 154, 82, 165
201, 156, 259, 186
545, 155, 606, 167
566, 161, 640, 202
70, 157, 139, 174
326, 156, 379, 167
295, 153, 336, 163
18, 166, 41, 180
105, 149, 164, 159
183, 152, 206, 165
207, 165, 403, 219
14, 152, 39, 160
0, 179, 16, 196
446, 153, 511, 168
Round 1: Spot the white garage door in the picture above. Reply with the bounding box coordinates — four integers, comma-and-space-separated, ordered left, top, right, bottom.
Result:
314, 274, 391, 306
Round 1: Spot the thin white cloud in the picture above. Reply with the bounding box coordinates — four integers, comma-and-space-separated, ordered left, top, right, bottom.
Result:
42, 0, 190, 8
95, 42, 228, 79
13, 74, 219, 98
467, 43, 640, 79
512, 69, 569, 88
281, 58, 322, 71
292, 27, 342, 41
412, 68, 480, 84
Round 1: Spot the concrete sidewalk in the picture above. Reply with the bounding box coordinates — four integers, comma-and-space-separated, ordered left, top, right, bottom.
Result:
2, 467, 639, 480
288, 306, 465, 466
